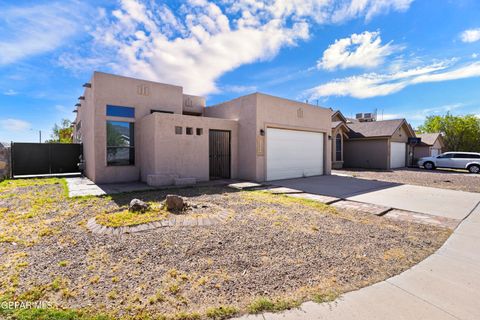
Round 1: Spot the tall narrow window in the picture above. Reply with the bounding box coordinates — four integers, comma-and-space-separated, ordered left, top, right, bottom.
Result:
107, 121, 135, 166
336, 134, 342, 161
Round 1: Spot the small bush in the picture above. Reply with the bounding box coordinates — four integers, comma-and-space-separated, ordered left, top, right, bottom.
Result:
247, 297, 300, 314
312, 291, 339, 303
206, 305, 238, 319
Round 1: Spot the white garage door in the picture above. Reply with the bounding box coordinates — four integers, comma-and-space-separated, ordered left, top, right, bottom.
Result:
390, 142, 406, 169
266, 128, 324, 181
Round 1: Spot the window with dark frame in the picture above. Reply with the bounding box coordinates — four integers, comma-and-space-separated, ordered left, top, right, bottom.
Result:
186, 127, 193, 135
106, 121, 135, 166
106, 105, 135, 118
335, 134, 342, 161
151, 109, 174, 114
196, 128, 203, 136
175, 126, 182, 134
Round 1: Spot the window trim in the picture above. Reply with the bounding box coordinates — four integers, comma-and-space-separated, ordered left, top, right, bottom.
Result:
106, 121, 135, 166
335, 133, 342, 161
106, 105, 135, 118
151, 109, 174, 114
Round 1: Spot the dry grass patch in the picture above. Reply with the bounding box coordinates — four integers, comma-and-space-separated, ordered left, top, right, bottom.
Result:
0, 179, 452, 319
95, 205, 169, 227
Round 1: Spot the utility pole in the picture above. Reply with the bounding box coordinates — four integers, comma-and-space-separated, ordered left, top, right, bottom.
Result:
39, 130, 42, 143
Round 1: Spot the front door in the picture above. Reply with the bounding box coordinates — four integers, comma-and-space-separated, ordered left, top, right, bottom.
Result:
209, 130, 231, 179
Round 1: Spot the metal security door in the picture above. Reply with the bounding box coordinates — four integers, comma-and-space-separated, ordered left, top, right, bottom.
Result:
209, 130, 231, 179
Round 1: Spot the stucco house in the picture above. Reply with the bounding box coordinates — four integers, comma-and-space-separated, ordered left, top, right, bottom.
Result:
344, 118, 416, 170
330, 111, 416, 170
73, 72, 332, 185
414, 133, 445, 158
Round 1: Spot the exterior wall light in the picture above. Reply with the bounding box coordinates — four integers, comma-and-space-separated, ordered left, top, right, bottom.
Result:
260, 129, 265, 136
83, 83, 91, 88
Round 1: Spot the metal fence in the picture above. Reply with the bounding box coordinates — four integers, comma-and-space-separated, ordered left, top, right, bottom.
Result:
11, 142, 82, 177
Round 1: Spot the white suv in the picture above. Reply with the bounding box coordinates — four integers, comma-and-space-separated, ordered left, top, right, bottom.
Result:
418, 152, 480, 173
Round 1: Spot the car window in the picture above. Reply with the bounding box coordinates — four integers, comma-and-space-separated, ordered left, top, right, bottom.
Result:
454, 153, 480, 159
437, 154, 454, 158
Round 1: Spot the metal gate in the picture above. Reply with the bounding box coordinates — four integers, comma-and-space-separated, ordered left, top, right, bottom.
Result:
209, 130, 231, 179
11, 143, 82, 177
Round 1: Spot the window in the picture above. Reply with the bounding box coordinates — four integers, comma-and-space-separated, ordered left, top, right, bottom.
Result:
437, 153, 454, 159
175, 126, 182, 134
151, 109, 174, 114
454, 153, 480, 159
106, 105, 135, 118
107, 121, 135, 166
335, 134, 342, 161
186, 127, 193, 135
196, 128, 203, 136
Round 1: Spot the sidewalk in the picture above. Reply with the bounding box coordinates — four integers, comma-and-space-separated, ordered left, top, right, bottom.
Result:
235, 202, 480, 320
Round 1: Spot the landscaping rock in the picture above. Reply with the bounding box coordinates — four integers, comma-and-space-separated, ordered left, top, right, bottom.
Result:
166, 194, 186, 212
129, 199, 150, 213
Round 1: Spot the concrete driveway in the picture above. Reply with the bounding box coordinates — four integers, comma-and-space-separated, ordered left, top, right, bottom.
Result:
271, 175, 480, 220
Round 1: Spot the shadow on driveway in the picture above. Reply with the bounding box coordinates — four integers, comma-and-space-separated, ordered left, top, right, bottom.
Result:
268, 175, 402, 198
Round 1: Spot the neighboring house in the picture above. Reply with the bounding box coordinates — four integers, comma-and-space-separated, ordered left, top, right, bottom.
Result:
414, 133, 445, 158
341, 116, 416, 170
74, 72, 332, 185
331, 111, 349, 169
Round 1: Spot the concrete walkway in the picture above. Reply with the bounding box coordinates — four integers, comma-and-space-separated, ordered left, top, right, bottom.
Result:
66, 176, 238, 197
235, 202, 480, 320
271, 175, 480, 220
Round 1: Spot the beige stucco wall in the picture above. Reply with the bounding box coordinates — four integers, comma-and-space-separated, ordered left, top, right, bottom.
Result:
77, 72, 205, 183
205, 94, 258, 180
139, 113, 238, 182
256, 93, 332, 181
206, 93, 332, 181
344, 138, 389, 169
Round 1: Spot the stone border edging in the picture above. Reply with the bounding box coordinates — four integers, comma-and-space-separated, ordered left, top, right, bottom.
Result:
87, 210, 230, 235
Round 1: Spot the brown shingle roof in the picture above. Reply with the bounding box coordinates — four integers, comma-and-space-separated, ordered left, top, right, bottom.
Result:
346, 119, 406, 139
417, 133, 441, 146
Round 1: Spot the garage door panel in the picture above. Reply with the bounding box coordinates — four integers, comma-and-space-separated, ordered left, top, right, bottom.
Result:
390, 142, 406, 169
266, 128, 324, 181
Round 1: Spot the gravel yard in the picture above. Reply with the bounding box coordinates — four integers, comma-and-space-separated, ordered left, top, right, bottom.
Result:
0, 179, 451, 319
335, 168, 480, 193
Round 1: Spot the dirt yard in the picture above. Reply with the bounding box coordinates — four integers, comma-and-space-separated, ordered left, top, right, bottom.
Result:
334, 168, 480, 193
0, 179, 451, 319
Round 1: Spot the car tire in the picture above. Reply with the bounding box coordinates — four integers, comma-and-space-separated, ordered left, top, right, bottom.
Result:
424, 162, 435, 170
468, 164, 480, 174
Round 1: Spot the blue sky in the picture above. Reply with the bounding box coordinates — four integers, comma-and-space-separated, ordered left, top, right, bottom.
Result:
1, 0, 480, 142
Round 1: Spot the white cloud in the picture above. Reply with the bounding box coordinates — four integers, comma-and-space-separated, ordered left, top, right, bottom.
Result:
318, 31, 396, 70
377, 103, 465, 123
0, 2, 85, 65
3, 89, 18, 96
54, 105, 70, 114
331, 0, 413, 23
306, 61, 480, 99
60, 0, 413, 96
222, 85, 258, 93
460, 28, 480, 43
379, 113, 402, 120
0, 119, 31, 132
